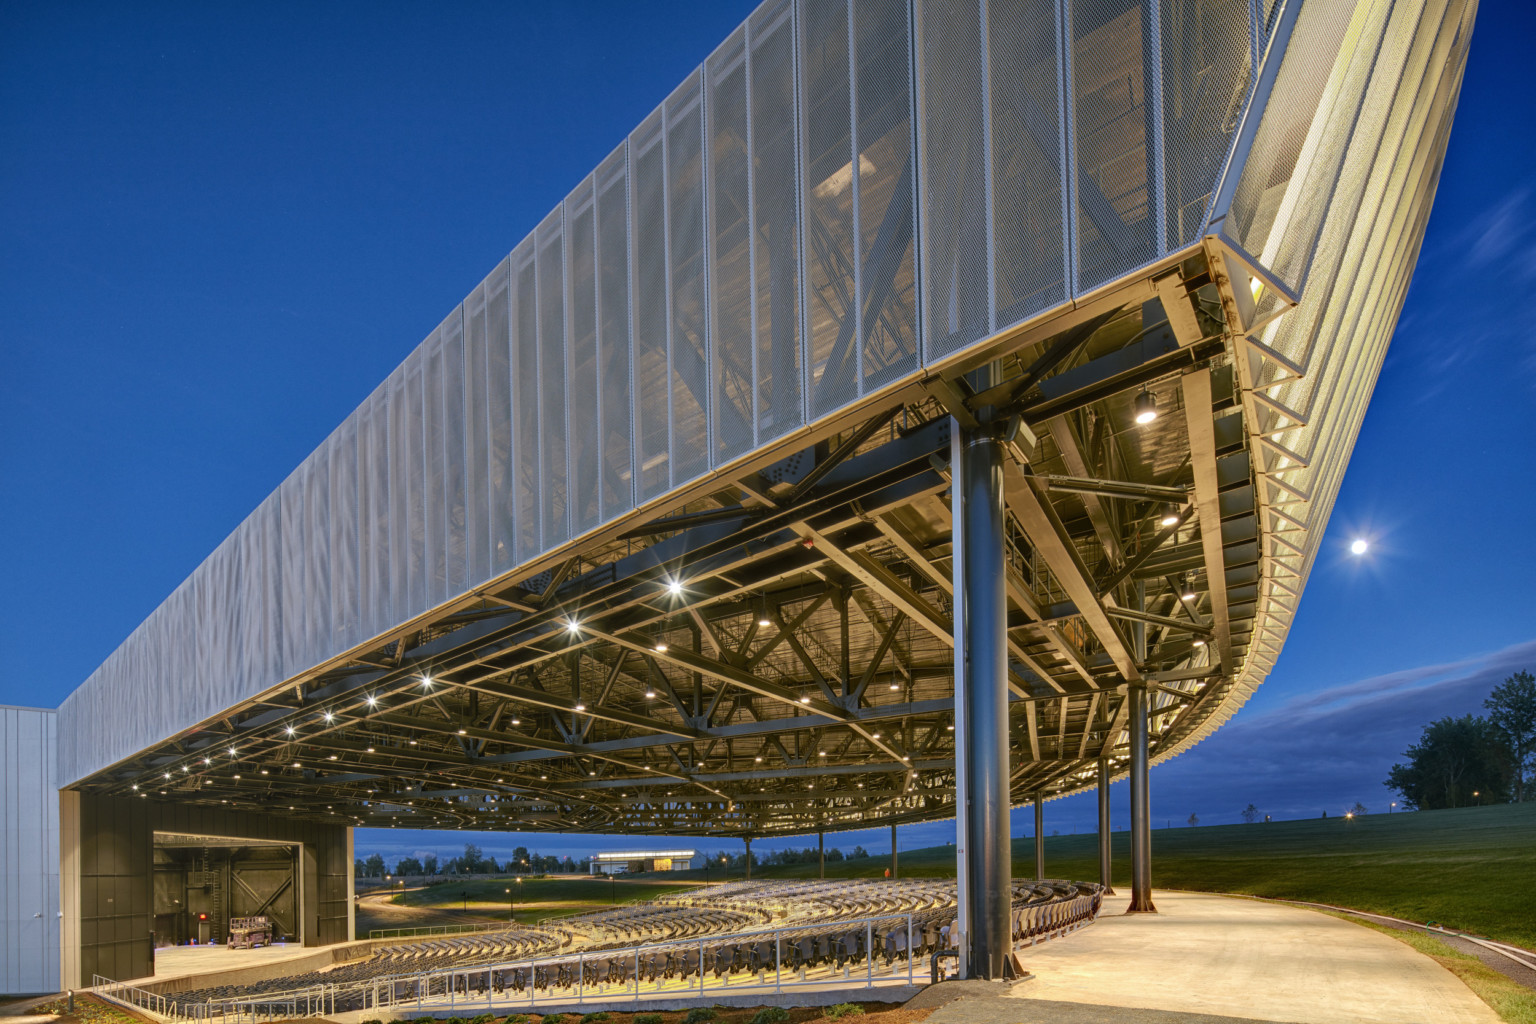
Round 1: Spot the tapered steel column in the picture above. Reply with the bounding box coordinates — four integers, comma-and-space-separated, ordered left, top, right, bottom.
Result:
818, 832, 824, 879
744, 837, 752, 881
1128, 685, 1156, 911
1034, 794, 1045, 880
954, 424, 1011, 978
890, 824, 898, 879
1097, 758, 1115, 895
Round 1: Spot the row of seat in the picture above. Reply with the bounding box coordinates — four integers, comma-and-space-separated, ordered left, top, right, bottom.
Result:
164, 878, 1105, 1018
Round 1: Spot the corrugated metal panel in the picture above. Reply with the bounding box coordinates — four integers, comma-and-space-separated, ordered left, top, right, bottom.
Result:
0, 707, 59, 995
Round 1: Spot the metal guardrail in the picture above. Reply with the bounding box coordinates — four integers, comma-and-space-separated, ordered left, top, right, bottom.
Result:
368, 922, 507, 940
97, 890, 1102, 1022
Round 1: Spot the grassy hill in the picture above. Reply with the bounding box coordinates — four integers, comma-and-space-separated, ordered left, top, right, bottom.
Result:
362, 802, 1536, 950
741, 801, 1536, 949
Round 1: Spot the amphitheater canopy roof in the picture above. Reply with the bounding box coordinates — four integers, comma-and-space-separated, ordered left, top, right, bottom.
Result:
59, 0, 1473, 837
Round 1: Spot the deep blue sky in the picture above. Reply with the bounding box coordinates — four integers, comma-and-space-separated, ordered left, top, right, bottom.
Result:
4, 2, 1533, 864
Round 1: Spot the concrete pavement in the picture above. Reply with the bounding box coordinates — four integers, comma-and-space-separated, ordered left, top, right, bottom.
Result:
927, 891, 1498, 1024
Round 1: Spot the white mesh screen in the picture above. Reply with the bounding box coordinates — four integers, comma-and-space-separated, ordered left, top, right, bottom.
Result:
595, 146, 634, 520
567, 179, 601, 536
666, 73, 711, 488
750, 0, 803, 443
707, 26, 757, 462
631, 111, 670, 500
537, 210, 570, 550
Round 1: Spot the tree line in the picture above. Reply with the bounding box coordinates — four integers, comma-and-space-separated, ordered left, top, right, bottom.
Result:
356, 843, 586, 878
1386, 670, 1534, 809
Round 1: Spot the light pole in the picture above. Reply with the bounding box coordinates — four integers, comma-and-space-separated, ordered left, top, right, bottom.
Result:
505, 886, 514, 924
1390, 801, 1396, 814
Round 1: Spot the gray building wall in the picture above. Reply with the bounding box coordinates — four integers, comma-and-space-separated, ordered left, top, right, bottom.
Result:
58, 793, 350, 989
1, 707, 59, 995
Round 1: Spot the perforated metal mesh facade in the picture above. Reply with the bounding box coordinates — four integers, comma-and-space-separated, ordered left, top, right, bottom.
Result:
60, 0, 1463, 785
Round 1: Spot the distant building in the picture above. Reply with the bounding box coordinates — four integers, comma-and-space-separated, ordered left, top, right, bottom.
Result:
590, 850, 697, 875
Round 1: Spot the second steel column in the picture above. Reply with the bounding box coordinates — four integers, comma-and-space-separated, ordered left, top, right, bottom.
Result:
1097, 757, 1115, 895
1128, 685, 1156, 911
956, 424, 1011, 978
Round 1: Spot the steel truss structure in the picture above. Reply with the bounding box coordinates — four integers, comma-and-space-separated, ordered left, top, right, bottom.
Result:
81, 248, 1263, 835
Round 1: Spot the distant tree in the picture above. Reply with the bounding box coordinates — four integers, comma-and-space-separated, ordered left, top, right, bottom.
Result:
1350, 802, 1368, 816
1485, 670, 1536, 802
364, 853, 386, 877
826, 848, 844, 862
463, 843, 484, 873
1386, 715, 1511, 809
1241, 804, 1259, 824
423, 855, 438, 875
512, 846, 531, 870
1186, 813, 1199, 827
851, 845, 868, 859
395, 856, 423, 875
354, 858, 367, 877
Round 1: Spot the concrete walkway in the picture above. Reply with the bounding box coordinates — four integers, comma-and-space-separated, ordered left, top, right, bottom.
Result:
148, 942, 318, 981
929, 891, 1497, 1024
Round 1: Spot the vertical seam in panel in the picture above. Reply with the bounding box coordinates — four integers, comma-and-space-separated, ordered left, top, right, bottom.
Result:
593, 175, 606, 523
1149, 0, 1167, 257
792, 0, 812, 429
848, 0, 864, 392
1058, 0, 1078, 299
533, 231, 546, 550
698, 74, 714, 469
662, 106, 677, 491
625, 139, 638, 515
909, 0, 928, 366
564, 195, 576, 542
744, 16, 760, 451
979, 0, 996, 334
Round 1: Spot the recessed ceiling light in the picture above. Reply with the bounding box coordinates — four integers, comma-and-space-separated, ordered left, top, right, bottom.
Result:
667, 579, 684, 596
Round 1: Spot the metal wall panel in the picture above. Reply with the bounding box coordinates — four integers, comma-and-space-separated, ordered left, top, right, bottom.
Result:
1159, 0, 1253, 250
666, 73, 711, 489
595, 147, 634, 521
485, 258, 516, 575
441, 308, 469, 599
707, 26, 756, 462
567, 180, 601, 536
328, 418, 359, 650
536, 211, 570, 550
0, 707, 58, 995
631, 112, 670, 501
750, 0, 803, 443
1069, 0, 1160, 293
512, 243, 540, 564
915, 0, 990, 358
464, 285, 492, 585
801, 0, 859, 418
987, 0, 1069, 331
853, 0, 919, 390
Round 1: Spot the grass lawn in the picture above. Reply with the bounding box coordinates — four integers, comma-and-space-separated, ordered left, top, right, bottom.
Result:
744, 801, 1536, 950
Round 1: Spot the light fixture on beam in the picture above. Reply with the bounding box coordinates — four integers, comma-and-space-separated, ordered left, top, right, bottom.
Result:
1134, 390, 1158, 425
1160, 504, 1180, 527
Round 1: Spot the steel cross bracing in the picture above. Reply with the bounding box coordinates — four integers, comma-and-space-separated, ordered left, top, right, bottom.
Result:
83, 249, 1262, 839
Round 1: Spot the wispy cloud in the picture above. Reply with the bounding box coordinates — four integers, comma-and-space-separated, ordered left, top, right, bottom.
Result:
1146, 638, 1536, 821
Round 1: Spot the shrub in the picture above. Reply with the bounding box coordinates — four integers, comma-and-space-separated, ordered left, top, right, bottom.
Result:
505, 1017, 530, 1024
826, 1005, 865, 1019
540, 1016, 568, 1024
361, 1019, 384, 1024
683, 1010, 717, 1024
472, 1015, 496, 1024
634, 1016, 664, 1024
750, 1009, 790, 1024
580, 1015, 611, 1023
